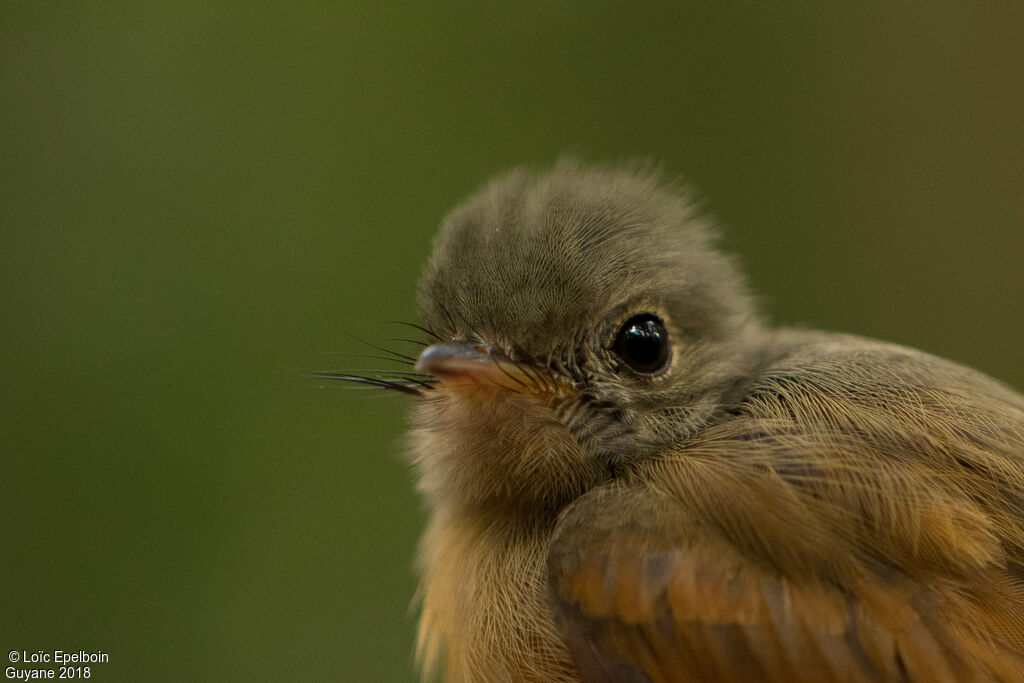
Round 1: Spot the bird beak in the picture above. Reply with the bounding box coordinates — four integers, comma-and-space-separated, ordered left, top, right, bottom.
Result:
414, 341, 559, 394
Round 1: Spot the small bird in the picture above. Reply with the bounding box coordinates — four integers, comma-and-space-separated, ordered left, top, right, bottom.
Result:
342, 160, 1024, 682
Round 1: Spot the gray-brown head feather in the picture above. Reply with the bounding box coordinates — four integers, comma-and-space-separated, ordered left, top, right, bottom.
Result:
418, 158, 758, 359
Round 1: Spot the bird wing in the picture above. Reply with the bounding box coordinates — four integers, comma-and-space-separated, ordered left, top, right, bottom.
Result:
547, 408, 1024, 682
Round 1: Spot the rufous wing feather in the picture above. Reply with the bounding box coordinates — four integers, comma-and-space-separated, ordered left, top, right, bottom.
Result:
548, 461, 1024, 682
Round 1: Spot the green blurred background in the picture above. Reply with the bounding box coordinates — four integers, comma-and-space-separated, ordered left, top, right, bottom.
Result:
2, 3, 1021, 681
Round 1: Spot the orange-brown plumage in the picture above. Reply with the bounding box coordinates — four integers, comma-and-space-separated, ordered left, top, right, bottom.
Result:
390, 160, 1024, 681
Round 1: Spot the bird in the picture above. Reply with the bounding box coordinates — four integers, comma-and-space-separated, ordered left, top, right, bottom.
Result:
338, 160, 1024, 682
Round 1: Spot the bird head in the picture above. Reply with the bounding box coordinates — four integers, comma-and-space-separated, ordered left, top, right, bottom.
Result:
411, 160, 763, 515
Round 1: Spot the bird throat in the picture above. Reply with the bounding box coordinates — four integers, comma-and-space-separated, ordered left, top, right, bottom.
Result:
410, 384, 609, 518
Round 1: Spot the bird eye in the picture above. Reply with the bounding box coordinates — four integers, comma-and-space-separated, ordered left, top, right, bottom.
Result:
611, 313, 670, 376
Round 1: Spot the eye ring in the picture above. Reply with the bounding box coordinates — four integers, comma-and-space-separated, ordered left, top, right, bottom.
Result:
611, 313, 671, 376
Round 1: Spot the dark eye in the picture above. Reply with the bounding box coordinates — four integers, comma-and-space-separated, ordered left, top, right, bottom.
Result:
611, 313, 670, 375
